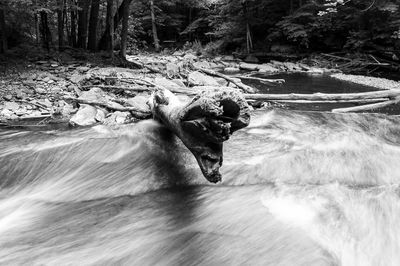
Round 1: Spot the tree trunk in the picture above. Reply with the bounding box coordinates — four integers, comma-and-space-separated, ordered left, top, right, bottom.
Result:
98, 0, 133, 49
88, 0, 101, 51
0, 8, 6, 53
150, 0, 160, 52
40, 11, 51, 51
243, 90, 400, 101
70, 1, 77, 47
119, 0, 130, 59
332, 96, 400, 113
105, 0, 115, 57
77, 0, 90, 49
149, 89, 250, 183
57, 0, 65, 49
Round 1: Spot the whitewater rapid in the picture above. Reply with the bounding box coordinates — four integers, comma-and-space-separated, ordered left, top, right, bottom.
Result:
1, 109, 400, 265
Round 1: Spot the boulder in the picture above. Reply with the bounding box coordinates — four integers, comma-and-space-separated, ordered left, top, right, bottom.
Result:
126, 95, 150, 113
258, 64, 280, 73
154, 77, 183, 90
193, 61, 211, 69
69, 105, 98, 126
3, 94, 12, 101
79, 87, 105, 102
35, 87, 46, 94
183, 53, 198, 61
239, 63, 259, 71
95, 108, 107, 122
188, 71, 220, 86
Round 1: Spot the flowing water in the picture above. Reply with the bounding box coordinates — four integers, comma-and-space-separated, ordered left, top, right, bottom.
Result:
1, 108, 400, 266
2, 74, 400, 265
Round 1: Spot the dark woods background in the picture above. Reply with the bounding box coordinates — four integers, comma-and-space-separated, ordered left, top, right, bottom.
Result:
0, 0, 400, 59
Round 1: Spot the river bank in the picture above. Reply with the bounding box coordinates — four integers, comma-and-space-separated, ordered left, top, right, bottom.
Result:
1, 50, 400, 127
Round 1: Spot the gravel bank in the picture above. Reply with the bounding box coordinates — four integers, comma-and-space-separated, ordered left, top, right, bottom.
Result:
331, 73, 400, 91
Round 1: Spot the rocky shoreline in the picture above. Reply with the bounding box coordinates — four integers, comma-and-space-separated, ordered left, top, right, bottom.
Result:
0, 51, 398, 127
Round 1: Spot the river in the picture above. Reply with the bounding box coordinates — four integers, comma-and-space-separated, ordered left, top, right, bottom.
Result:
1, 75, 400, 265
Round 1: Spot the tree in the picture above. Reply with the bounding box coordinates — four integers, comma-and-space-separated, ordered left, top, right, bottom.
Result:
77, 0, 90, 48
88, 0, 100, 51
105, 0, 115, 57
57, 0, 66, 49
120, 0, 131, 58
150, 0, 160, 52
0, 6, 6, 53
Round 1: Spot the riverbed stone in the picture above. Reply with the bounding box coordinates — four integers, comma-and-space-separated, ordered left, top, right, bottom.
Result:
239, 63, 259, 71
126, 95, 150, 113
70, 105, 98, 126
104, 111, 131, 125
154, 77, 183, 90
258, 64, 280, 73
188, 71, 220, 86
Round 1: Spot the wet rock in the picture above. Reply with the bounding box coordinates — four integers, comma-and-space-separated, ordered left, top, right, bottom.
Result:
307, 68, 324, 74
188, 71, 219, 86
70, 105, 98, 126
104, 111, 131, 125
126, 95, 150, 113
282, 62, 302, 72
224, 67, 240, 73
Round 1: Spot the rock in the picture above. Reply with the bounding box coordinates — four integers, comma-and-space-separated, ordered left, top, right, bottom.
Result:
104, 111, 131, 125
173, 51, 185, 56
188, 71, 220, 86
224, 67, 240, 73
76, 66, 90, 73
70, 105, 98, 126
154, 77, 183, 90
38, 99, 53, 108
171, 79, 186, 87
4, 102, 20, 112
0, 109, 17, 120
79, 87, 105, 102
282, 62, 302, 72
239, 63, 259, 71
3, 94, 12, 101
244, 55, 259, 63
95, 108, 107, 122
51, 86, 62, 93
126, 95, 150, 112
15, 90, 24, 99
35, 87, 46, 94
221, 55, 235, 61
215, 77, 228, 87
307, 68, 324, 74
258, 64, 280, 73
183, 53, 198, 61
42, 77, 50, 82
69, 73, 87, 84
193, 61, 211, 69
47, 79, 55, 84
166, 63, 180, 77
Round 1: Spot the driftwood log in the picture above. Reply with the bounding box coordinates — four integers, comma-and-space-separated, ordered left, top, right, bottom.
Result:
149, 88, 250, 183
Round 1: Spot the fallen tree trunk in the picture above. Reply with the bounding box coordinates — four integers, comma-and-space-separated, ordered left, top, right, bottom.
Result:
63, 97, 151, 118
331, 96, 400, 113
193, 67, 257, 93
243, 90, 400, 101
149, 88, 250, 183
233, 76, 285, 85
81, 84, 194, 95
269, 98, 390, 104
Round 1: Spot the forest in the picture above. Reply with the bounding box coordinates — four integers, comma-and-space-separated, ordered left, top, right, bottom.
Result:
1, 0, 400, 60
